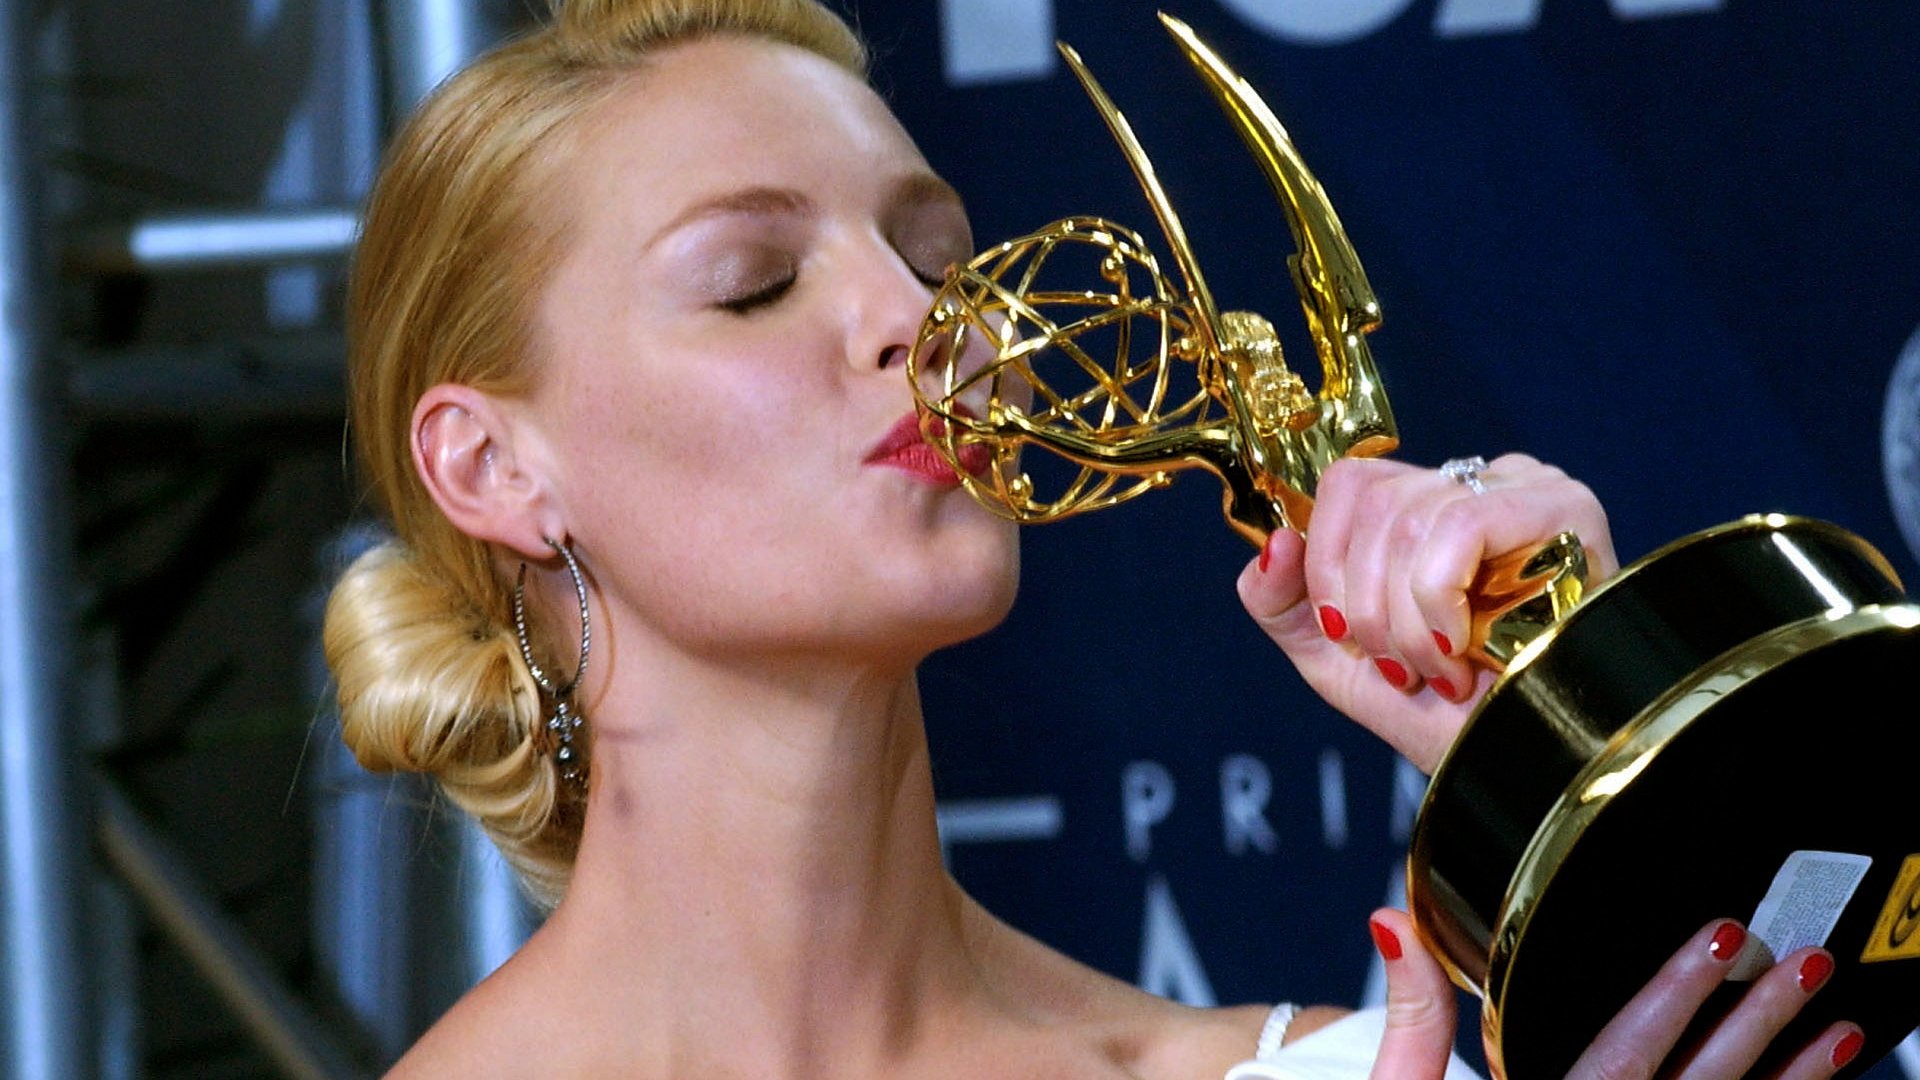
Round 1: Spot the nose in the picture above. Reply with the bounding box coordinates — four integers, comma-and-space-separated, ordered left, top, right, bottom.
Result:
846, 242, 940, 377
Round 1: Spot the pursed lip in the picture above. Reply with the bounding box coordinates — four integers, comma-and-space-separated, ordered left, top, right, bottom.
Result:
864, 409, 992, 485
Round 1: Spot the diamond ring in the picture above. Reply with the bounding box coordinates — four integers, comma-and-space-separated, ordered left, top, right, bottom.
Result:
1440, 455, 1490, 495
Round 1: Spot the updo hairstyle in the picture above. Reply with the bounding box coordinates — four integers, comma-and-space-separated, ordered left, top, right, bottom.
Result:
323, 0, 868, 908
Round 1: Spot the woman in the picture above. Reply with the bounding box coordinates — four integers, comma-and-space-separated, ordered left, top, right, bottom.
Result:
323, 1, 1864, 1075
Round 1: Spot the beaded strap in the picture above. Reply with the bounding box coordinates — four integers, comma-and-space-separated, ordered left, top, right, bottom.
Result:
1254, 1002, 1299, 1062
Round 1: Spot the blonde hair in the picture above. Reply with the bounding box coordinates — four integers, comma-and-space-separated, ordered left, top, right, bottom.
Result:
324, 0, 868, 908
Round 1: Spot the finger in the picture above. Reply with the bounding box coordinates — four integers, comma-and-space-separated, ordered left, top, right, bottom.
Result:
1304, 457, 1407, 647
1414, 457, 1615, 595
1238, 529, 1312, 644
1670, 947, 1835, 1080
1479, 452, 1619, 580
1401, 495, 1482, 694
1242, 539, 1470, 770
1339, 466, 1434, 666
1239, 528, 1381, 725
1407, 579, 1475, 701
1388, 583, 1473, 704
1567, 919, 1748, 1080
1775, 1023, 1867, 1080
1367, 909, 1458, 1080
1383, 504, 1476, 703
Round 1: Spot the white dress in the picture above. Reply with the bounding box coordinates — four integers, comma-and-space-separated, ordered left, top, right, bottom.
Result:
1222, 1004, 1483, 1080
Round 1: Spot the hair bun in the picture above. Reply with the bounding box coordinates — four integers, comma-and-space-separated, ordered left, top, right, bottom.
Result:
324, 541, 575, 905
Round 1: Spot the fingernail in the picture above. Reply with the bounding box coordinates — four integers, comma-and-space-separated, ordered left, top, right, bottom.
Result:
1258, 534, 1274, 573
1709, 922, 1746, 962
1319, 605, 1347, 640
1369, 918, 1403, 961
1432, 630, 1454, 656
1430, 676, 1457, 700
1832, 1030, 1865, 1069
1374, 657, 1409, 689
1798, 952, 1834, 993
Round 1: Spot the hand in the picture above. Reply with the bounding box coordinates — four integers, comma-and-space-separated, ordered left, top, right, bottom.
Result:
1566, 919, 1864, 1080
1237, 453, 1618, 771
1566, 914, 1866, 1076
1368, 911, 1867, 1080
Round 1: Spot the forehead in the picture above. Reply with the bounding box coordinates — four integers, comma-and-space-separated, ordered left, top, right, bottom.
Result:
559, 36, 926, 217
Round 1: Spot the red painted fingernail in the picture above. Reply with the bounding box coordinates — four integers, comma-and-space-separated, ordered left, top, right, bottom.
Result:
1433, 630, 1454, 656
1369, 918, 1403, 961
1258, 546, 1271, 573
1374, 657, 1409, 688
1430, 676, 1457, 700
1318, 605, 1347, 640
1798, 952, 1834, 993
1832, 1030, 1865, 1069
1708, 922, 1746, 961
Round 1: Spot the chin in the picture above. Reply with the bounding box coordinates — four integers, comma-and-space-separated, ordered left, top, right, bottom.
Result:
896, 522, 1020, 652
939, 569, 1019, 646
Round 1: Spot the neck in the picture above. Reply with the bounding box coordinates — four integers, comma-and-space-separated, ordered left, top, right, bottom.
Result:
540, 646, 981, 1075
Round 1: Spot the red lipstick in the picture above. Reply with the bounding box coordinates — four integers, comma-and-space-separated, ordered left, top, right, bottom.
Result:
866, 410, 991, 486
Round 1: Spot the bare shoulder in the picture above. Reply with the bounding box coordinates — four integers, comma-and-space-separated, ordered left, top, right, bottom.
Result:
957, 898, 1364, 1080
1131, 1001, 1272, 1076
1128, 1000, 1352, 1080
382, 989, 525, 1079
379, 955, 562, 1080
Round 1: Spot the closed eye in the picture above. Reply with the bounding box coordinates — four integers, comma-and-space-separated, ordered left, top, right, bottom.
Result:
718, 276, 796, 314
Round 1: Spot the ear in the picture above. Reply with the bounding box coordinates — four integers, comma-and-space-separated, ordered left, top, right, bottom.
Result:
411, 383, 563, 561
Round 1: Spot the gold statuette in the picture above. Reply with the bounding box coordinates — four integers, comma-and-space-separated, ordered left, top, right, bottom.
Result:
908, 13, 1395, 550
908, 13, 1579, 669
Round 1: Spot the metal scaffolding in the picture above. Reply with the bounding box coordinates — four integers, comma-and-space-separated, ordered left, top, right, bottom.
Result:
0, 0, 89, 1073
1, 1, 526, 1077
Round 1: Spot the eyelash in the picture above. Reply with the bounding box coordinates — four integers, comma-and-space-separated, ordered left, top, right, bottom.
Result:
714, 257, 951, 316
717, 276, 795, 315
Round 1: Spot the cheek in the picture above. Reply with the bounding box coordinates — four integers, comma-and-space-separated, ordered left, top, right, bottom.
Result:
549, 352, 861, 632
560, 345, 818, 495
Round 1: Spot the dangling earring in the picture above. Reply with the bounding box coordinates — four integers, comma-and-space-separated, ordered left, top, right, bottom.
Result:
513, 536, 591, 788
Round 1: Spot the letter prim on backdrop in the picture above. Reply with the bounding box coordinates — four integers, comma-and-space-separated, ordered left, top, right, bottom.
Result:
908, 14, 1920, 1077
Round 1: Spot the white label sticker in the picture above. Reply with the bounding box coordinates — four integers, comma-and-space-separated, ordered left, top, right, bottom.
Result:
1729, 850, 1874, 981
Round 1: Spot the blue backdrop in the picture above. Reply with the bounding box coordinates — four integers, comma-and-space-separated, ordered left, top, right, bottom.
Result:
854, 2, 1919, 1074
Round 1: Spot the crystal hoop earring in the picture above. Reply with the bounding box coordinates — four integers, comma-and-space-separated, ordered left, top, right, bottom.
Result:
513, 537, 591, 787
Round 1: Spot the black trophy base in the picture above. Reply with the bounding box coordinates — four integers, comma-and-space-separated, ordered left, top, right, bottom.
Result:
1495, 629, 1920, 1078
1410, 517, 1920, 1078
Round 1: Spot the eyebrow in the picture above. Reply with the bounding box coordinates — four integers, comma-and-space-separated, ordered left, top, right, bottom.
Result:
643, 173, 966, 252
645, 186, 814, 251
890, 172, 966, 213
